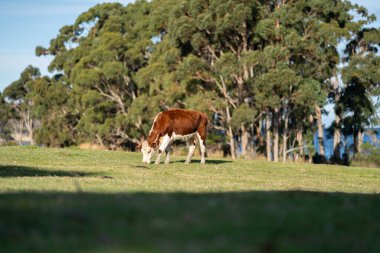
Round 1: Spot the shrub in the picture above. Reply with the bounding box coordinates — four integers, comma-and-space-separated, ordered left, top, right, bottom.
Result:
351, 143, 380, 168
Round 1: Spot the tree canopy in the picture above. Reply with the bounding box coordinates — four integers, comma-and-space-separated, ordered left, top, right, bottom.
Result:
1, 0, 379, 163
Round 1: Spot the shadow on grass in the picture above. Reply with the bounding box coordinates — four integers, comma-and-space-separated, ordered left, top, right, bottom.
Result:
172, 159, 232, 164
0, 190, 379, 253
131, 165, 150, 169
0, 165, 95, 178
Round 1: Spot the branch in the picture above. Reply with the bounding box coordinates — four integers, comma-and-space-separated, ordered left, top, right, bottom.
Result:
211, 125, 227, 131
206, 45, 219, 62
285, 145, 313, 155
95, 85, 117, 102
226, 42, 238, 55
219, 75, 237, 108
116, 128, 140, 144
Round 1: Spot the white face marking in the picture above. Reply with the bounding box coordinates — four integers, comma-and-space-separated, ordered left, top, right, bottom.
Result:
141, 141, 154, 164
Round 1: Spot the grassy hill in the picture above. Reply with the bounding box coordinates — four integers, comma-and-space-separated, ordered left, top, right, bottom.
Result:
0, 146, 379, 253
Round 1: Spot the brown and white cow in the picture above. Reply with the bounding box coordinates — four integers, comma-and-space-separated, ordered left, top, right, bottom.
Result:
138, 109, 208, 164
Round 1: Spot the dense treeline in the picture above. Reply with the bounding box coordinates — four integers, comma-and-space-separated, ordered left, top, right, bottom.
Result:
1, 0, 379, 163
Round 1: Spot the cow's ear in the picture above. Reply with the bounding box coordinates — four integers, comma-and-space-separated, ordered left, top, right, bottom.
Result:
136, 144, 142, 151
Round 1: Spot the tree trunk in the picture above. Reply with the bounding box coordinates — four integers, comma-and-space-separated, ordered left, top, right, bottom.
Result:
296, 129, 303, 157
96, 134, 105, 147
18, 120, 23, 145
257, 119, 264, 148
266, 112, 272, 161
332, 75, 341, 159
295, 130, 303, 162
228, 125, 236, 159
315, 104, 325, 157
241, 125, 249, 157
250, 125, 257, 157
358, 130, 364, 155
282, 111, 289, 163
333, 114, 341, 159
24, 110, 35, 146
226, 104, 236, 159
8, 119, 22, 145
273, 107, 279, 162
29, 130, 35, 146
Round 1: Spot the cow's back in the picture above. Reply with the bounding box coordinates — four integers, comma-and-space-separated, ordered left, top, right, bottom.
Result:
164, 109, 204, 135
147, 109, 207, 147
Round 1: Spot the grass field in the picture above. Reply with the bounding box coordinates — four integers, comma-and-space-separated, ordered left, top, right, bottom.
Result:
0, 146, 380, 253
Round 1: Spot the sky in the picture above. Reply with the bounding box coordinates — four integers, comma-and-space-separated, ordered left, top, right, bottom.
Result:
0, 0, 135, 92
0, 0, 379, 125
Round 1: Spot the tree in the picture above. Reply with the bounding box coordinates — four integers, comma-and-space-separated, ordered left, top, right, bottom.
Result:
36, 2, 155, 147
30, 75, 76, 147
3, 65, 41, 145
2, 0, 378, 162
0, 93, 12, 142
231, 104, 258, 157
341, 27, 380, 156
156, 0, 265, 158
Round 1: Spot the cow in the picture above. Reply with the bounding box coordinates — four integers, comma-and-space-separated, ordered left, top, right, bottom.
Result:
137, 109, 208, 164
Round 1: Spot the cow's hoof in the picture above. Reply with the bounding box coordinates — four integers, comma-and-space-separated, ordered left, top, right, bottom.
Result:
184, 161, 190, 164
165, 161, 170, 164
155, 161, 161, 164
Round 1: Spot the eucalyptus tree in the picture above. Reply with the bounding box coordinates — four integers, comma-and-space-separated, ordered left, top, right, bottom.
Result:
0, 93, 12, 141
146, 0, 265, 158
231, 104, 258, 157
3, 0, 377, 159
251, 0, 347, 161
3, 65, 42, 145
29, 75, 75, 147
138, 0, 371, 161
341, 27, 380, 155
36, 2, 155, 147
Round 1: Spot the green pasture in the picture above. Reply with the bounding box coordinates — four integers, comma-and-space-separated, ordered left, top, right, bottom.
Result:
0, 146, 379, 253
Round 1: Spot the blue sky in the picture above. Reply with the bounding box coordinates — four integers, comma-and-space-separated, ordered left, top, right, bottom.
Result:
0, 0, 134, 92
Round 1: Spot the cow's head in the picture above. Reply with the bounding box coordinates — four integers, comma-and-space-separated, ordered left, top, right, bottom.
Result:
140, 141, 156, 164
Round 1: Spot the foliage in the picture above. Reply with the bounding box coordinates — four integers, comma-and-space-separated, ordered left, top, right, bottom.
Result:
0, 93, 12, 141
231, 104, 257, 129
1, 0, 379, 162
351, 143, 380, 168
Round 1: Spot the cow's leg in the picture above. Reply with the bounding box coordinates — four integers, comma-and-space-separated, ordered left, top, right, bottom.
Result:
164, 146, 171, 164
155, 134, 171, 164
185, 138, 196, 164
197, 132, 206, 164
